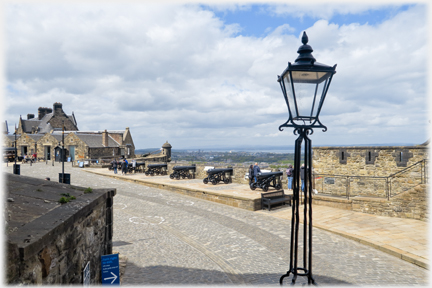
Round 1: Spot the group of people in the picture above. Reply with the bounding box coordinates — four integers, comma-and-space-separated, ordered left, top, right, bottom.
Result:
22, 153, 38, 163
286, 163, 306, 191
248, 162, 261, 184
249, 162, 306, 191
111, 158, 137, 175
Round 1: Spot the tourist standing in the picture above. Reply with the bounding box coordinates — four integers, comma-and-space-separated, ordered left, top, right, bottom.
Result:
300, 163, 305, 192
111, 159, 118, 174
253, 162, 261, 183
132, 159, 136, 173
248, 164, 254, 184
286, 164, 294, 190
121, 159, 127, 175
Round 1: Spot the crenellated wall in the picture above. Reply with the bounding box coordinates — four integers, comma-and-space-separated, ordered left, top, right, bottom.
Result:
312, 146, 428, 198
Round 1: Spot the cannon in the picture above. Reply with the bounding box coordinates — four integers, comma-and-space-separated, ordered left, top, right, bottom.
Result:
203, 168, 233, 185
126, 162, 146, 173
250, 171, 283, 192
145, 163, 168, 176
170, 165, 196, 180
134, 162, 146, 173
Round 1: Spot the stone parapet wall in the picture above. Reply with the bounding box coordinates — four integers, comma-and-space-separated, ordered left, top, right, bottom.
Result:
351, 184, 428, 221
7, 175, 116, 284
313, 146, 428, 198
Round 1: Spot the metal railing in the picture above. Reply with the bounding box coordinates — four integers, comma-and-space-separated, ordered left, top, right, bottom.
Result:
313, 159, 428, 200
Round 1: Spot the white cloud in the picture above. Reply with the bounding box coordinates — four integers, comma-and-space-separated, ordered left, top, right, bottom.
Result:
3, 2, 429, 149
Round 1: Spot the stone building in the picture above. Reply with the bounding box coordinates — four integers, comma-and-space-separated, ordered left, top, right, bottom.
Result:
4, 102, 136, 161
59, 129, 135, 161
17, 102, 78, 134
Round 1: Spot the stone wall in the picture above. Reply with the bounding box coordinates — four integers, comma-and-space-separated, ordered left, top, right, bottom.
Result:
312, 146, 428, 198
6, 174, 116, 284
64, 133, 88, 160
351, 184, 428, 221
15, 133, 37, 156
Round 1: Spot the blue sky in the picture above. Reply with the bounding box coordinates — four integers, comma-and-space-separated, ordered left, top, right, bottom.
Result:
205, 4, 415, 38
3, 2, 430, 149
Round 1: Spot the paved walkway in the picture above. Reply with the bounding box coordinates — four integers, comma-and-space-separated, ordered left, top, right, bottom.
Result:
3, 162, 429, 285
86, 167, 429, 270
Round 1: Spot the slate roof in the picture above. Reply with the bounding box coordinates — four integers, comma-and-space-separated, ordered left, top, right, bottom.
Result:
27, 134, 45, 142
75, 134, 120, 148
20, 112, 77, 134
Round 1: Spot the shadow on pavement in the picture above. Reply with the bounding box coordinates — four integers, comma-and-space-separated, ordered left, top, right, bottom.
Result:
120, 262, 351, 285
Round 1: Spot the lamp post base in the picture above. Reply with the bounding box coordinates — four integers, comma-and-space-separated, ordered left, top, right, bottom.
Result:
280, 128, 315, 286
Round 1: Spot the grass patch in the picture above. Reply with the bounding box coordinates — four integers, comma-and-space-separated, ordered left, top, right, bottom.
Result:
84, 187, 93, 194
59, 193, 76, 204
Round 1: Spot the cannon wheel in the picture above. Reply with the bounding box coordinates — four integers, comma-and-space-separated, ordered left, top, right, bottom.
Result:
187, 174, 193, 179
169, 174, 174, 179
262, 185, 269, 192
181, 174, 185, 179
203, 178, 208, 184
145, 171, 149, 176
175, 174, 180, 180
250, 183, 256, 190
223, 178, 229, 184
211, 179, 218, 185
275, 184, 282, 190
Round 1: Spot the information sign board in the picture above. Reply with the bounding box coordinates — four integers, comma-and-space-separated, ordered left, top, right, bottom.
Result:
101, 254, 120, 285
83, 261, 90, 286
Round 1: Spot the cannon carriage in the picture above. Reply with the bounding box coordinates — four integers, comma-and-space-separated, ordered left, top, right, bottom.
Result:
203, 168, 233, 185
170, 165, 196, 180
250, 171, 283, 192
145, 163, 168, 176
133, 162, 146, 173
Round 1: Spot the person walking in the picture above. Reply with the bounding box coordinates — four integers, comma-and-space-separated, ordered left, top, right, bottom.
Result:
253, 162, 261, 183
300, 163, 305, 192
248, 164, 254, 184
121, 159, 127, 175
111, 159, 118, 174
286, 164, 294, 190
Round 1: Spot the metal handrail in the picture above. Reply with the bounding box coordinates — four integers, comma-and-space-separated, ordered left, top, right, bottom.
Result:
313, 159, 428, 200
387, 159, 428, 199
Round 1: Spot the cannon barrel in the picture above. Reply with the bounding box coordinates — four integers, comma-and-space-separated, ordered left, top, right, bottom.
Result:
173, 166, 196, 171
256, 171, 283, 179
147, 163, 167, 168
136, 162, 145, 166
206, 168, 233, 175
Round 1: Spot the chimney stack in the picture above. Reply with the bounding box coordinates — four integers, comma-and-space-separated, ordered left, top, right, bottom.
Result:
102, 129, 109, 147
38, 107, 52, 120
53, 102, 63, 115
27, 114, 35, 120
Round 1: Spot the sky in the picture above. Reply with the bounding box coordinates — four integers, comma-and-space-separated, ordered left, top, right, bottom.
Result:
2, 0, 430, 150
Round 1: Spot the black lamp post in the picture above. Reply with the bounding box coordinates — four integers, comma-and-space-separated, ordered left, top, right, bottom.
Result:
278, 31, 336, 285
59, 122, 70, 184
13, 124, 20, 175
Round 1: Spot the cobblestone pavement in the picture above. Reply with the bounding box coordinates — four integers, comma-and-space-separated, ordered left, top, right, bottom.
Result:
4, 162, 429, 285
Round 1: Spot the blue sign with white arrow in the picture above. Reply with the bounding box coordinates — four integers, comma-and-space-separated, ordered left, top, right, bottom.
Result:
101, 254, 120, 285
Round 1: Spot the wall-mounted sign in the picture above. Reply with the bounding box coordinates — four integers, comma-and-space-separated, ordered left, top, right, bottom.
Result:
324, 177, 335, 185
101, 254, 120, 285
